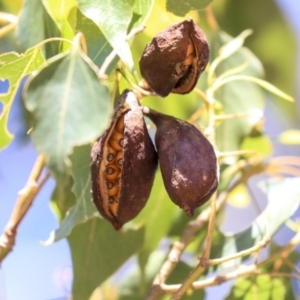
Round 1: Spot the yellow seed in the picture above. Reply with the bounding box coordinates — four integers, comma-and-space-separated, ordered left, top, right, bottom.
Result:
107, 182, 114, 189
107, 184, 119, 197
109, 138, 122, 151
105, 165, 119, 181
116, 151, 123, 167
109, 131, 124, 151
183, 39, 195, 67
111, 130, 123, 142
116, 115, 125, 132
106, 146, 116, 162
186, 39, 195, 58
109, 201, 118, 217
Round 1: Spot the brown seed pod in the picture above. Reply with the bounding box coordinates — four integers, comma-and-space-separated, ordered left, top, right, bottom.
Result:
143, 107, 219, 217
139, 18, 209, 97
91, 90, 158, 230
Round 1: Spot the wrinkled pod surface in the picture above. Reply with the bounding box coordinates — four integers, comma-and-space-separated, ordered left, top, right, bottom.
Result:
139, 18, 209, 97
91, 90, 158, 229
143, 107, 219, 217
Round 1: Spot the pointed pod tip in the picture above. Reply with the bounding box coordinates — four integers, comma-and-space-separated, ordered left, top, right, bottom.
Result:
182, 203, 194, 217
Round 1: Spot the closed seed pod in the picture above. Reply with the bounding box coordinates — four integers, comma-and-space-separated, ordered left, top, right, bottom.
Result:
91, 90, 158, 230
139, 18, 209, 97
143, 107, 219, 217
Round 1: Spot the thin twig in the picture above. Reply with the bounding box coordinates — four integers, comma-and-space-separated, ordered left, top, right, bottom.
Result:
193, 88, 211, 105
0, 155, 48, 262
0, 22, 17, 38
259, 230, 300, 268
146, 183, 238, 300
0, 12, 17, 38
270, 156, 300, 167
218, 150, 258, 159
201, 193, 217, 263
209, 237, 269, 266
282, 258, 300, 276
266, 164, 300, 177
214, 111, 259, 121
260, 271, 300, 281
171, 194, 217, 299
150, 264, 258, 297
0, 12, 17, 24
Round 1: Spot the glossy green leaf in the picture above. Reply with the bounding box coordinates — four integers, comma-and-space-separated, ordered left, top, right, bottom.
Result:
77, 0, 135, 70
212, 31, 265, 153
24, 45, 110, 177
166, 0, 212, 16
16, 0, 60, 58
43, 145, 99, 245
0, 48, 45, 150
220, 177, 300, 266
278, 129, 300, 145
225, 275, 291, 300
68, 217, 144, 300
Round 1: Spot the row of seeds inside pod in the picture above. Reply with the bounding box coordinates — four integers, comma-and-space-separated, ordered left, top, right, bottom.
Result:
102, 115, 125, 217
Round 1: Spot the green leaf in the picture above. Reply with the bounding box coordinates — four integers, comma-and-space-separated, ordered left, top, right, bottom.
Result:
240, 135, 273, 157
219, 30, 253, 60
77, 0, 135, 70
24, 44, 110, 177
0, 48, 45, 150
220, 177, 300, 265
212, 31, 265, 153
50, 174, 76, 222
68, 217, 144, 300
225, 275, 292, 300
166, 0, 212, 16
43, 145, 99, 245
131, 0, 154, 28
76, 10, 115, 69
16, 0, 60, 58
42, 0, 77, 42
135, 170, 178, 269
278, 129, 300, 145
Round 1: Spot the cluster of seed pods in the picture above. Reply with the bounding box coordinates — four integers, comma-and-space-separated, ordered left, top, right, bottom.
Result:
91, 19, 219, 230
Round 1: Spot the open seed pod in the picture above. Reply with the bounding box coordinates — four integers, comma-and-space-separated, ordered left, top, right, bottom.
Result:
91, 90, 158, 230
139, 18, 209, 97
143, 107, 218, 217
